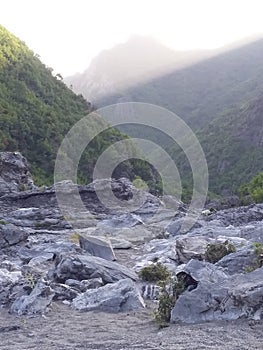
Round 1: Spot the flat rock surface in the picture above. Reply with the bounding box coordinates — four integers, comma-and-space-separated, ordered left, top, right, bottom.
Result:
0, 302, 262, 350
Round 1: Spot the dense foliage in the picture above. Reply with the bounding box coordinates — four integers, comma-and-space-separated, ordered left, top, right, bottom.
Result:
239, 172, 263, 203
196, 97, 263, 195
0, 25, 155, 187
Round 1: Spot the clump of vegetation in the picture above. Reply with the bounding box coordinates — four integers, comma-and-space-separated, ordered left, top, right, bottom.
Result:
154, 276, 186, 327
18, 183, 28, 191
239, 172, 263, 204
0, 219, 7, 225
0, 25, 157, 189
132, 175, 149, 191
138, 262, 171, 282
245, 242, 263, 272
139, 263, 187, 327
205, 241, 236, 263
68, 232, 80, 244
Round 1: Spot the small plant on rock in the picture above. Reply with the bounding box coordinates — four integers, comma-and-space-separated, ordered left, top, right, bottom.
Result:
205, 240, 236, 263
245, 242, 263, 272
18, 183, 28, 191
68, 232, 80, 244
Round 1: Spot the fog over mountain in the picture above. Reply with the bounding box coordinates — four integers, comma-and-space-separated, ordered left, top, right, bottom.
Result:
66, 35, 263, 196
65, 35, 214, 101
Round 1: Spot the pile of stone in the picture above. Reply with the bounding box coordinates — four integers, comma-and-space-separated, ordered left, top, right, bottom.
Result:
0, 152, 262, 323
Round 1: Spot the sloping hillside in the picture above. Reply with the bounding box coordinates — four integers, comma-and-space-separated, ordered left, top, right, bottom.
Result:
97, 38, 263, 130
0, 25, 155, 186
197, 96, 263, 194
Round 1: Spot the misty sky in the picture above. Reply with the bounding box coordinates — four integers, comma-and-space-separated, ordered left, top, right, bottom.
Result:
0, 0, 263, 76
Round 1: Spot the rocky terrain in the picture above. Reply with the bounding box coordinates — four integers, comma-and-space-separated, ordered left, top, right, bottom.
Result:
0, 152, 263, 349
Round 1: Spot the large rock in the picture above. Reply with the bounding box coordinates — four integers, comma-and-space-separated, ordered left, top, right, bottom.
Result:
171, 261, 263, 323
79, 235, 116, 261
205, 204, 263, 226
175, 236, 211, 264
65, 278, 104, 292
97, 213, 143, 230
175, 259, 228, 284
72, 278, 145, 312
6, 207, 67, 230
51, 254, 137, 284
10, 280, 55, 316
0, 223, 28, 248
0, 152, 35, 196
0, 268, 22, 306
166, 218, 202, 236
216, 244, 258, 274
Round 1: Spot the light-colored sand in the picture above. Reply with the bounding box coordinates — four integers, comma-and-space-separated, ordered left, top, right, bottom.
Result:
0, 302, 262, 350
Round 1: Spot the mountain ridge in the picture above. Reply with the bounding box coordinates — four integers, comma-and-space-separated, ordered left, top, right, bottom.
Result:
68, 36, 263, 196
65, 35, 214, 102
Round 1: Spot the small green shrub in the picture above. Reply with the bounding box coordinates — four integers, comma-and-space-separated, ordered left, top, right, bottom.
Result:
154, 276, 186, 327
253, 242, 263, 256
18, 183, 28, 191
132, 176, 148, 191
205, 241, 236, 263
138, 263, 171, 282
139, 263, 188, 327
246, 242, 263, 272
0, 219, 7, 225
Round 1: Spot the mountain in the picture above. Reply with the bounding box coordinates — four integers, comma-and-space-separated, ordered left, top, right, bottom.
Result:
68, 37, 263, 197
65, 35, 212, 102
0, 25, 155, 187
94, 38, 263, 130
197, 95, 263, 194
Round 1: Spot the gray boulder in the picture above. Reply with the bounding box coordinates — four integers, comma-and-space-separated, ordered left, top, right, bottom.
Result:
97, 213, 143, 230
10, 280, 55, 316
175, 259, 228, 283
166, 218, 202, 236
175, 236, 211, 264
72, 278, 145, 312
52, 254, 137, 284
79, 235, 116, 261
0, 152, 36, 196
109, 237, 133, 249
65, 278, 103, 292
216, 245, 257, 274
0, 268, 22, 305
50, 282, 79, 301
0, 223, 28, 248
171, 261, 263, 323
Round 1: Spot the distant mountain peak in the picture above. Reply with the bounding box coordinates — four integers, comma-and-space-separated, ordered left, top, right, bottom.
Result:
65, 36, 211, 101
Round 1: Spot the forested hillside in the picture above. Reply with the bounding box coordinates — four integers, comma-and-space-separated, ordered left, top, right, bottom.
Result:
197, 96, 263, 194
0, 25, 157, 187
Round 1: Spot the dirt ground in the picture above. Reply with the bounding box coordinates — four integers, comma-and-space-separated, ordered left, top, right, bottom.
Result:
0, 301, 262, 350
